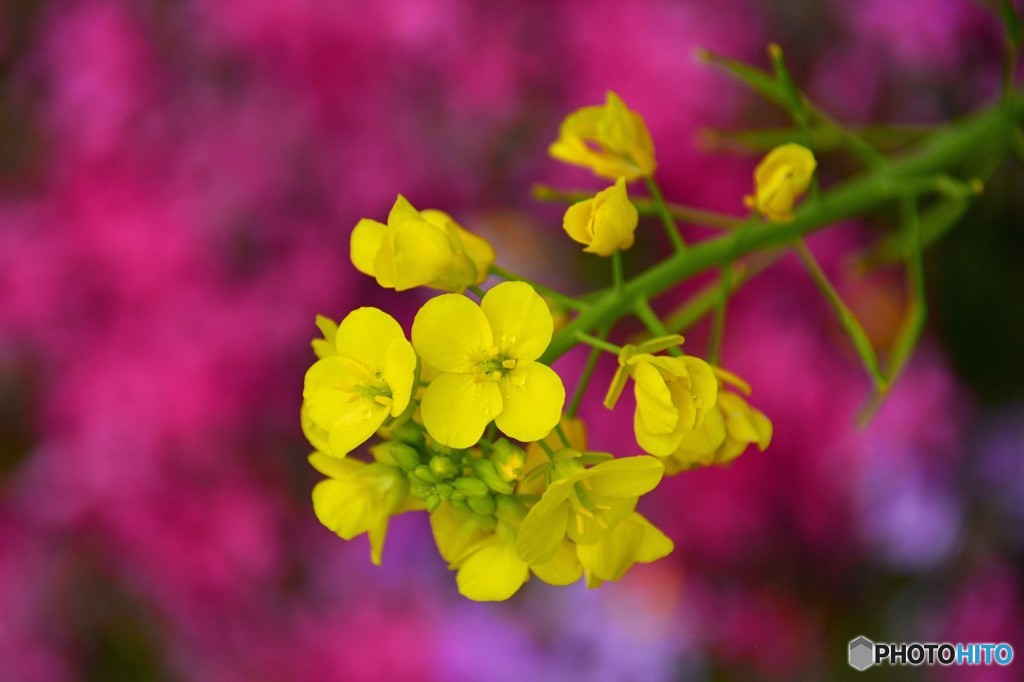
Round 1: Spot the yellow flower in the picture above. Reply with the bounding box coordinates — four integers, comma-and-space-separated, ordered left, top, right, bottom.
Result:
432, 499, 581, 601
577, 512, 673, 588
605, 342, 718, 457
302, 308, 416, 457
516, 454, 665, 566
549, 91, 656, 181
666, 367, 772, 473
350, 195, 496, 292
309, 451, 417, 565
743, 143, 816, 222
411, 281, 565, 448
563, 177, 639, 256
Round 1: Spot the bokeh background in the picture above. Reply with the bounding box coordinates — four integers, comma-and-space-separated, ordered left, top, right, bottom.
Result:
1, 0, 1022, 679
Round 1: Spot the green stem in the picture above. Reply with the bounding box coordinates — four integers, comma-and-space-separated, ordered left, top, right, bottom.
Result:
858, 197, 928, 426
794, 239, 885, 391
708, 264, 731, 365
537, 439, 557, 460
612, 251, 624, 294
468, 284, 485, 299
489, 264, 587, 311
567, 327, 607, 419
633, 298, 680, 357
643, 176, 687, 252
661, 251, 782, 332
575, 331, 622, 355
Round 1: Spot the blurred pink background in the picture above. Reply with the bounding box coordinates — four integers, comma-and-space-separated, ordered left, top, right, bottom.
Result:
1, 0, 1021, 679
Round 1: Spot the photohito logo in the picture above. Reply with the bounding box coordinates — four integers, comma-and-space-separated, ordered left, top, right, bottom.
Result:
848, 636, 1014, 671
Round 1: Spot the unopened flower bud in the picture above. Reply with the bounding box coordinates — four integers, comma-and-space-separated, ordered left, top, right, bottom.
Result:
492, 439, 527, 482
467, 493, 497, 516
389, 443, 422, 471
471, 459, 514, 495
452, 476, 489, 498
429, 455, 458, 480
413, 464, 438, 484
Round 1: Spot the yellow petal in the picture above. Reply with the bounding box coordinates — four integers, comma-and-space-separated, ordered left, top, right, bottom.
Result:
531, 540, 583, 586
327, 401, 388, 457
683, 356, 718, 421
412, 293, 493, 373
456, 533, 530, 602
752, 408, 773, 450
586, 177, 637, 257
382, 337, 417, 417
576, 513, 645, 582
386, 194, 423, 227
633, 513, 674, 563
430, 501, 489, 564
301, 403, 331, 453
312, 478, 370, 541
720, 392, 761, 444
633, 361, 677, 435
480, 281, 553, 361
381, 219, 454, 291
587, 456, 664, 497
350, 219, 386, 277
516, 480, 573, 565
420, 372, 502, 448
308, 450, 362, 479
495, 361, 565, 442
302, 356, 364, 428
563, 197, 596, 246
333, 307, 408, 373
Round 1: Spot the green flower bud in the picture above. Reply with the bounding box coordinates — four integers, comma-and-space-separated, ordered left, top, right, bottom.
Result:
424, 495, 441, 512
434, 482, 453, 499
492, 439, 527, 482
495, 495, 526, 524
413, 464, 438, 484
389, 443, 422, 471
452, 476, 489, 498
467, 493, 496, 516
390, 421, 425, 448
471, 459, 514, 495
429, 455, 458, 480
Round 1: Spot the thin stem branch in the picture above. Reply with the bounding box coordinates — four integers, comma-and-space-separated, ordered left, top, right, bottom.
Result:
489, 264, 587, 311
633, 298, 681, 357
794, 238, 886, 391
643, 176, 687, 252
575, 331, 622, 355
567, 327, 608, 419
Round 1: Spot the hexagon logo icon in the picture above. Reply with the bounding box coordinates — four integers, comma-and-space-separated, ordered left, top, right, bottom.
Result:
849, 636, 875, 671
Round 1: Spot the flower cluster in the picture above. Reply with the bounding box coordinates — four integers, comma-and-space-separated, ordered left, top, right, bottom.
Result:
303, 93, 782, 600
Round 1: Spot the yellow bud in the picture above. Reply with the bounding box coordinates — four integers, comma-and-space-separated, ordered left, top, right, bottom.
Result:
563, 177, 639, 257
744, 143, 816, 223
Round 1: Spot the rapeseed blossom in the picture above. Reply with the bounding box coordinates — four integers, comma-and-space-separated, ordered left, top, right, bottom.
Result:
605, 339, 718, 457
309, 451, 420, 565
549, 91, 656, 180
412, 281, 565, 448
744, 143, 816, 222
516, 453, 665, 565
302, 308, 417, 457
563, 177, 639, 256
666, 367, 773, 472
351, 195, 495, 292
